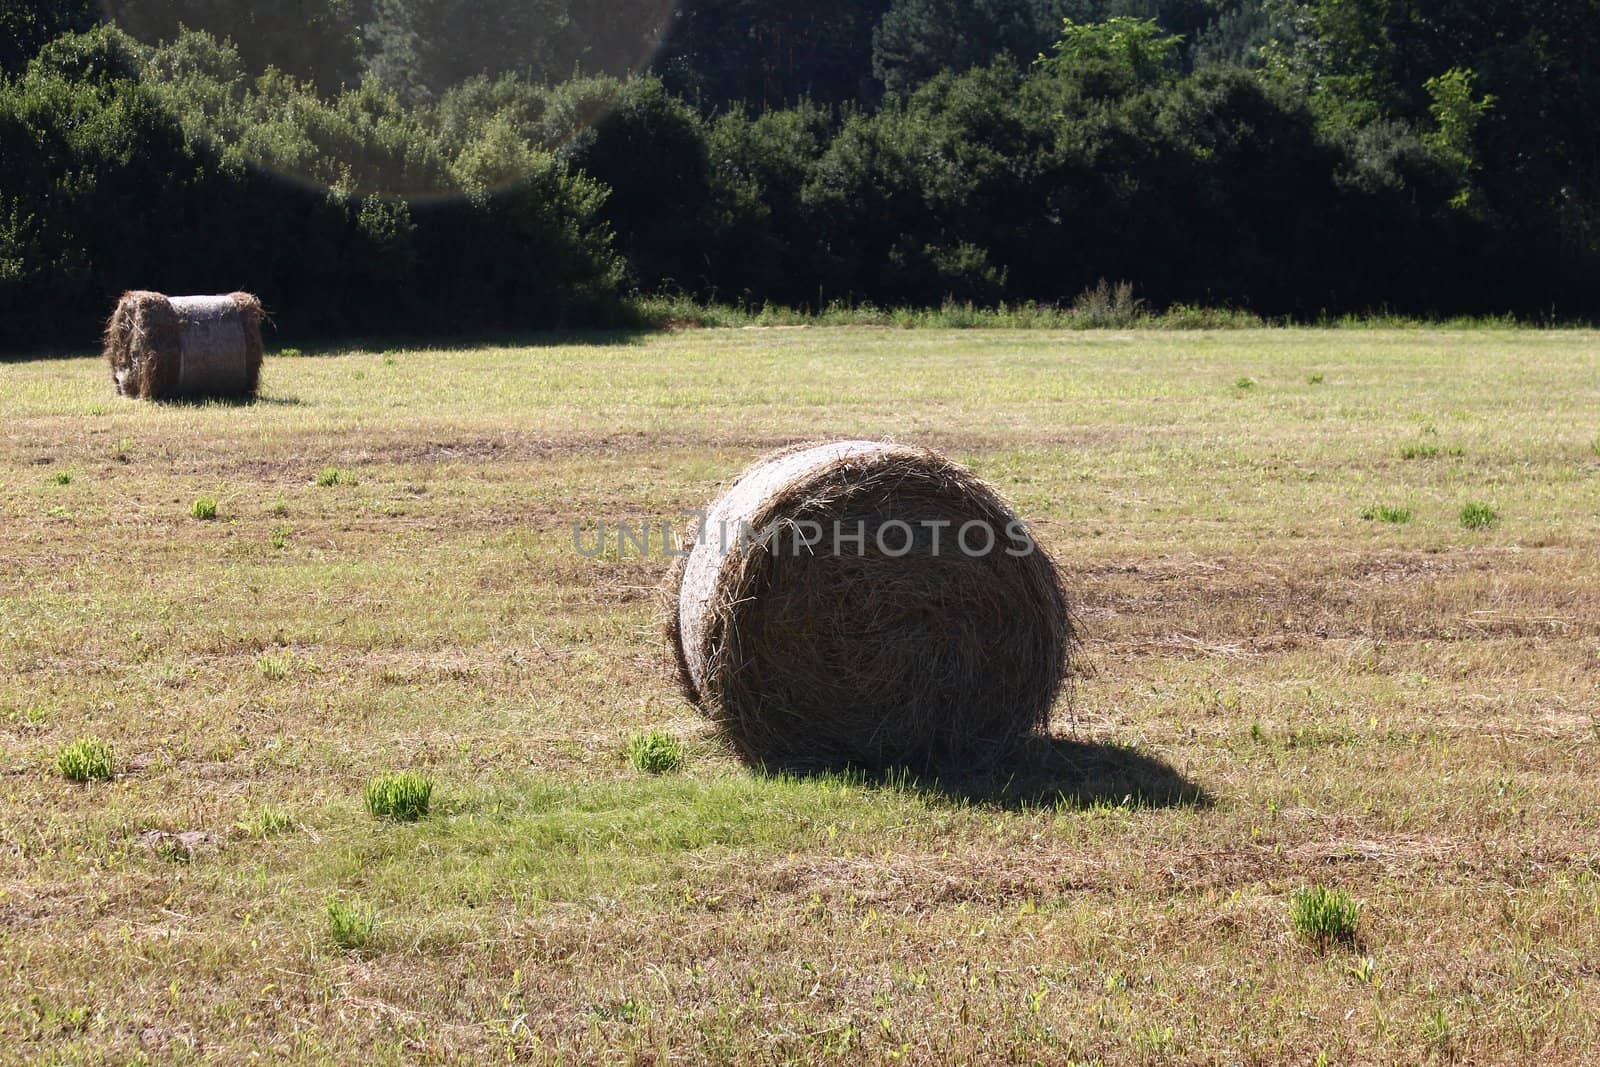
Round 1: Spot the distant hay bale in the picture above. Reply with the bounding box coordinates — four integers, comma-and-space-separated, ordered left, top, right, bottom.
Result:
104, 291, 265, 400
669, 440, 1073, 771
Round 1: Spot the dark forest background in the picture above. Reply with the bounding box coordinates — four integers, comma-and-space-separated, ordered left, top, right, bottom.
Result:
4, 0, 1598, 348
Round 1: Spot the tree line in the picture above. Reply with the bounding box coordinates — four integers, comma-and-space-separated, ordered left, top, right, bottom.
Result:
2, 0, 1597, 349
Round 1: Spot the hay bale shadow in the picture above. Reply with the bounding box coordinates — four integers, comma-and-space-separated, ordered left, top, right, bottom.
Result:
760, 734, 1208, 813
941, 734, 1211, 811
152, 394, 303, 409
276, 327, 654, 358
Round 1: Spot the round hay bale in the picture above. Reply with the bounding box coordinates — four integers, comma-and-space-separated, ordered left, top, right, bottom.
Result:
104, 290, 265, 400
669, 440, 1072, 770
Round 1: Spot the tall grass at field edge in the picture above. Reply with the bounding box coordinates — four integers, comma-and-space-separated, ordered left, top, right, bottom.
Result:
627, 295, 1592, 332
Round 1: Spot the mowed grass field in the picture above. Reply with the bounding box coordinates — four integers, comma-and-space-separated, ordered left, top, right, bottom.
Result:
2, 327, 1598, 1065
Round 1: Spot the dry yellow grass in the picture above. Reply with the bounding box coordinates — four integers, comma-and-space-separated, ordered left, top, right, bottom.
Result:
1, 327, 1597, 1064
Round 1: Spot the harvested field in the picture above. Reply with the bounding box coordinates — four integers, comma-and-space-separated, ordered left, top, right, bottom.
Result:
1, 327, 1598, 1064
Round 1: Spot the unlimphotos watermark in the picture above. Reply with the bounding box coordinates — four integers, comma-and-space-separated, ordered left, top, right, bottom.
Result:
573, 512, 1038, 559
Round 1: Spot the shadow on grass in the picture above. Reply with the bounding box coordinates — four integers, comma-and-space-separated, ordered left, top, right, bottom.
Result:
150, 394, 306, 408
762, 734, 1210, 813
0, 326, 657, 364
272, 326, 655, 358
941, 734, 1210, 811
0, 347, 99, 365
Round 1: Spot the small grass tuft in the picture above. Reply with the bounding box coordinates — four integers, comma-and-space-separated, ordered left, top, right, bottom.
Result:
55, 737, 113, 782
1459, 500, 1499, 530
1234, 377, 1257, 391
1399, 443, 1439, 460
591, 997, 646, 1023
256, 653, 290, 680
1346, 954, 1380, 987
626, 730, 685, 775
1360, 505, 1413, 524
190, 497, 219, 520
50, 471, 72, 486
1290, 885, 1361, 950
325, 898, 376, 950
365, 771, 433, 821
8, 705, 48, 730
1307, 374, 1325, 385
235, 806, 294, 838
316, 467, 351, 488
270, 525, 291, 550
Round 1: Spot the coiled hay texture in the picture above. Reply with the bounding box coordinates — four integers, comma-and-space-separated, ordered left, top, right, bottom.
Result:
104, 291, 264, 400
670, 440, 1072, 771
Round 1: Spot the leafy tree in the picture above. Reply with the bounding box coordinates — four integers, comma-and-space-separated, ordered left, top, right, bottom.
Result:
363, 0, 675, 103
1036, 16, 1184, 85
5, 0, 1600, 338
871, 0, 1094, 96
1255, 0, 1600, 301
1422, 66, 1494, 208
1189, 0, 1283, 70
703, 101, 836, 302
655, 0, 894, 108
363, 0, 568, 102
0, 26, 622, 349
100, 0, 372, 90
0, 0, 100, 74
560, 77, 717, 291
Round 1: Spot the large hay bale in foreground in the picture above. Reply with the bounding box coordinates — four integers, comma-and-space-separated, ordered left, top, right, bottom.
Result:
104, 291, 265, 400
670, 440, 1072, 770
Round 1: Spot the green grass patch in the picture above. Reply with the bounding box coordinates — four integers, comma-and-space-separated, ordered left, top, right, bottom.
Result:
50, 471, 72, 486
325, 898, 376, 950
1459, 501, 1499, 530
316, 467, 352, 488
1360, 505, 1413, 524
323, 774, 942, 911
8, 705, 48, 729
1291, 885, 1361, 950
365, 771, 433, 822
234, 806, 294, 838
55, 738, 113, 782
190, 497, 218, 520
627, 294, 1267, 331
626, 730, 685, 775
256, 653, 290, 680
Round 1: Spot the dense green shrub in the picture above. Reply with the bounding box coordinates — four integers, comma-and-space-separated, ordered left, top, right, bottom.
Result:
702, 101, 836, 303
0, 26, 621, 351
0, 0, 98, 75
5, 4, 1600, 351
109, 0, 369, 91
560, 77, 718, 293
